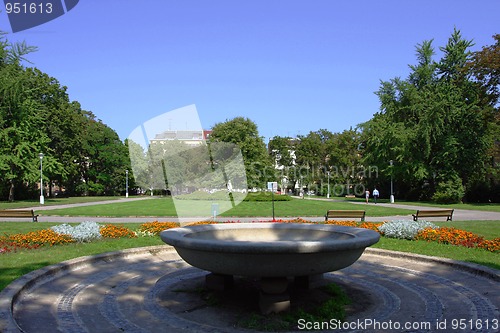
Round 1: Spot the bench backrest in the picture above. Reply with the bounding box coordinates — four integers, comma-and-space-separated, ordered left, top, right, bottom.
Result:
325, 210, 366, 222
0, 210, 35, 217
416, 209, 454, 217
326, 210, 365, 218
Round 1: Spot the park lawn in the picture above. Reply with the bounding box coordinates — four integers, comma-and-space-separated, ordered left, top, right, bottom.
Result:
0, 196, 122, 210
433, 220, 500, 240
40, 197, 178, 217
0, 229, 164, 292
342, 197, 500, 212
372, 237, 499, 270
41, 197, 414, 217
221, 199, 413, 217
1, 221, 499, 293
395, 201, 500, 212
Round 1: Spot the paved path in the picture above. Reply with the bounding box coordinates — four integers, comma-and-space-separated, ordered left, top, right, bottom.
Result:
349, 201, 500, 221
2, 196, 498, 223
1, 246, 498, 333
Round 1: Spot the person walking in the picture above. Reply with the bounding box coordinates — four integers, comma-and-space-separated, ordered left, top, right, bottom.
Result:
365, 189, 370, 204
373, 188, 379, 204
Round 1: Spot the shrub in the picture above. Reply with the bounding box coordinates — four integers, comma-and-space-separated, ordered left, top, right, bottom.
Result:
378, 220, 438, 240
51, 221, 102, 243
432, 175, 465, 204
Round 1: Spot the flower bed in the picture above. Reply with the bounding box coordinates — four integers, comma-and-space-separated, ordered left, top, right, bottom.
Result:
139, 221, 180, 235
416, 227, 500, 252
1, 220, 498, 254
0, 229, 74, 253
325, 220, 499, 253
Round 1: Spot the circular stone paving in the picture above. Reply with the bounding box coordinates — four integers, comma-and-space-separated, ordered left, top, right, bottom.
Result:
0, 246, 499, 333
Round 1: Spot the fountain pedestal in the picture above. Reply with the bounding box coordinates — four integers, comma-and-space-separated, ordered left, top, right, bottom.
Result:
259, 277, 290, 314
161, 223, 380, 314
205, 273, 233, 291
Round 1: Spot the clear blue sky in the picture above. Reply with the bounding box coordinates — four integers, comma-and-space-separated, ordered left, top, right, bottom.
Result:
1, 1, 499, 143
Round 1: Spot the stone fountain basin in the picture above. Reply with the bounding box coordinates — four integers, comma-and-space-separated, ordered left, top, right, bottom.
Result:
160, 223, 380, 277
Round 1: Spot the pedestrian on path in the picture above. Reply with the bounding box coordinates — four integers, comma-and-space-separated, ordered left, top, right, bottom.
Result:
365, 189, 370, 204
373, 188, 379, 204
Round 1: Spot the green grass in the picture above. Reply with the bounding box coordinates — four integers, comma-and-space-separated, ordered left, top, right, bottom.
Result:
237, 282, 350, 331
399, 201, 500, 212
0, 196, 123, 210
41, 197, 178, 217
222, 199, 414, 217
372, 237, 500, 270
434, 220, 500, 240
42, 197, 414, 217
0, 223, 164, 291
343, 197, 500, 212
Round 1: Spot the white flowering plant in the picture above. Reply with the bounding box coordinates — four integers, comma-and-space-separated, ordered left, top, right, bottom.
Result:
378, 219, 438, 240
51, 221, 102, 243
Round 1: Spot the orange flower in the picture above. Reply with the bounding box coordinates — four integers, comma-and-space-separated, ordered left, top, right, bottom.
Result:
139, 221, 181, 235
325, 220, 358, 227
100, 225, 136, 238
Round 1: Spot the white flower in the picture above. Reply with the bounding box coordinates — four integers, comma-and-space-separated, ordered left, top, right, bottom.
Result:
378, 220, 438, 240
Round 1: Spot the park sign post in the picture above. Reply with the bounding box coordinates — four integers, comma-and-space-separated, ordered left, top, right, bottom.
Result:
267, 182, 278, 222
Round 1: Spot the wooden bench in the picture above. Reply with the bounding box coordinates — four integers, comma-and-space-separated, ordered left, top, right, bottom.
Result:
412, 209, 454, 221
325, 210, 366, 222
0, 209, 39, 222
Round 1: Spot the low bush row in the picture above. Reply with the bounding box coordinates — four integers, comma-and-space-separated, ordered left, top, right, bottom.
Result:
1, 219, 498, 254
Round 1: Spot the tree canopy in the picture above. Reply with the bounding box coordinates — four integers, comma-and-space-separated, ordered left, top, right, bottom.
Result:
360, 29, 499, 202
0, 33, 130, 201
269, 30, 498, 202
210, 117, 272, 189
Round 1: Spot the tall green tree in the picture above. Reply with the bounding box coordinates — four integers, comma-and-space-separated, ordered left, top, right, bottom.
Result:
75, 113, 129, 195
210, 117, 272, 189
465, 34, 500, 201
361, 29, 496, 202
0, 34, 49, 201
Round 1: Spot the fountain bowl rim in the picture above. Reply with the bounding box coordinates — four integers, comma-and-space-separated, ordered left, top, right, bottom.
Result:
160, 222, 380, 254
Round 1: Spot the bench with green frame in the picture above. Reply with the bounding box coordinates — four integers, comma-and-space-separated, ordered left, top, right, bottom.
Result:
325, 210, 366, 222
412, 209, 454, 221
0, 209, 39, 222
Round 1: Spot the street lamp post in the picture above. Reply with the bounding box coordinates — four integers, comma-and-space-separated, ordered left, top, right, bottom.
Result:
39, 153, 44, 205
125, 169, 129, 198
389, 160, 394, 203
327, 171, 330, 199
